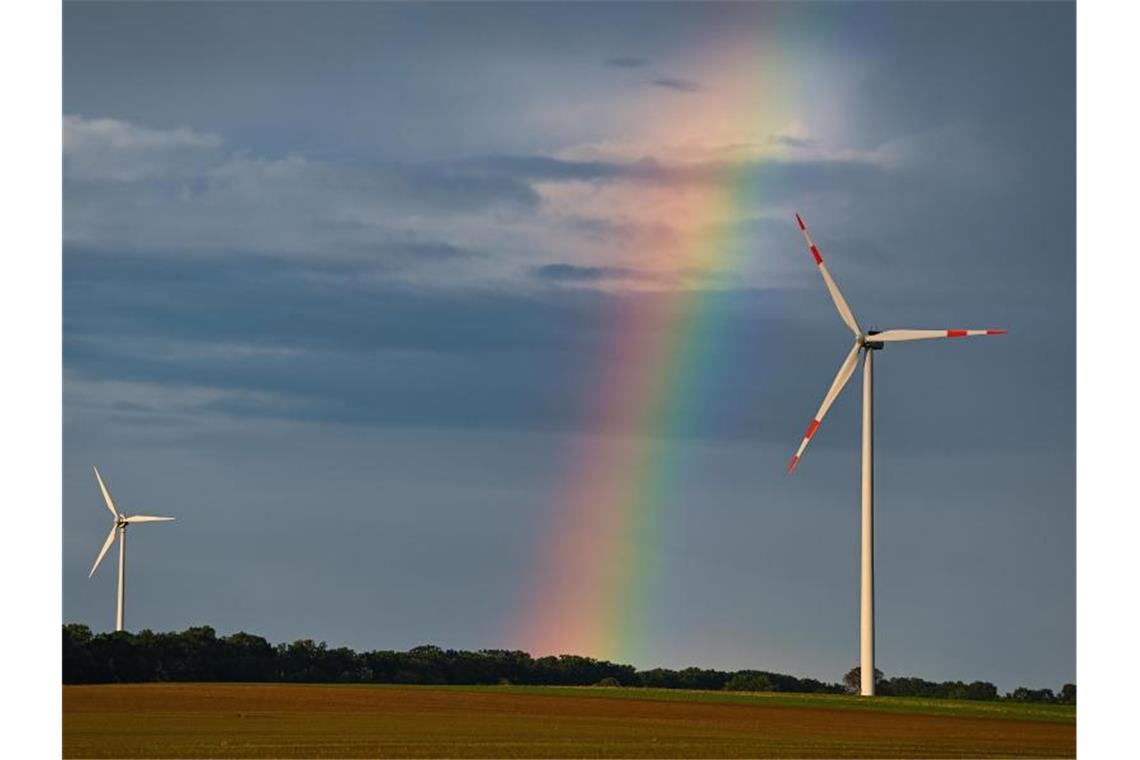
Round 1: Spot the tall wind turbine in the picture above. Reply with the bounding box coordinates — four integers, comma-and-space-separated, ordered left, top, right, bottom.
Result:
787, 213, 1005, 697
89, 467, 176, 632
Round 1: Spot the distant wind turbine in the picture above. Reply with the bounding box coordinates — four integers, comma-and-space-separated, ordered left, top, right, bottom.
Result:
787, 213, 1006, 697
89, 467, 176, 632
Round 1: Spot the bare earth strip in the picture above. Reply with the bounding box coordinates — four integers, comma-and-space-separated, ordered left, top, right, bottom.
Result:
63, 684, 1076, 759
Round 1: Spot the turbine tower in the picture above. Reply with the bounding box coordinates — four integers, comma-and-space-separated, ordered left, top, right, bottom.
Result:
787, 213, 1005, 697
88, 467, 176, 632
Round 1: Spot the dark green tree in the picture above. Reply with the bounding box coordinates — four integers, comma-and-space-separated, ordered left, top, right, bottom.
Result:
723, 672, 775, 692
62, 624, 96, 683
842, 666, 884, 693
1008, 687, 1056, 703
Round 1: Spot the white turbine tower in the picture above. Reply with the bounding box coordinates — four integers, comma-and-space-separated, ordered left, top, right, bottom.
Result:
787, 213, 1005, 697
88, 467, 176, 632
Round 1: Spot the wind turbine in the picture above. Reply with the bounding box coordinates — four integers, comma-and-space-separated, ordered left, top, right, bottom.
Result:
88, 466, 176, 632
787, 213, 1005, 697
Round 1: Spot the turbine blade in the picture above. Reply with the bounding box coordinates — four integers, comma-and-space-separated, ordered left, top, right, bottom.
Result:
874, 329, 1008, 342
788, 339, 863, 474
93, 466, 119, 518
795, 213, 861, 337
89, 525, 118, 577
124, 515, 176, 523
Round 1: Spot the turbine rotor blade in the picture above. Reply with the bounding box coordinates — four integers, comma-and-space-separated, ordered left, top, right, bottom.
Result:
788, 339, 863, 474
874, 329, 1008, 342
124, 515, 176, 523
93, 466, 119, 518
89, 525, 118, 577
795, 213, 862, 337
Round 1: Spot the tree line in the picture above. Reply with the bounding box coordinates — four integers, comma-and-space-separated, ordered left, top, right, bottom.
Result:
62, 624, 1073, 704
841, 667, 1074, 703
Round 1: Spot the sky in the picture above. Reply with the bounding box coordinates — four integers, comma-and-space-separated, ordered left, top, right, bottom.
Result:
62, 1, 1074, 692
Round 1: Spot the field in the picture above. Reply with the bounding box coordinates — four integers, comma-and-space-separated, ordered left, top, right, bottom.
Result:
63, 683, 1076, 758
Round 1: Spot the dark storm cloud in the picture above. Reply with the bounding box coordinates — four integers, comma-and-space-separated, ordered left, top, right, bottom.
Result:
64, 245, 1064, 459
66, 143, 544, 215
342, 162, 542, 213
605, 56, 648, 68
650, 76, 704, 92
63, 248, 609, 356
532, 263, 648, 283
341, 240, 484, 264
63, 246, 729, 433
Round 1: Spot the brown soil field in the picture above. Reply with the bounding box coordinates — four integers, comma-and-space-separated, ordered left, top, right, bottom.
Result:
63, 683, 1076, 758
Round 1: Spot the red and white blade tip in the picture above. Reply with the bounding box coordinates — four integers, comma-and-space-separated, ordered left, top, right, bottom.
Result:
794, 214, 824, 264
948, 329, 1008, 337
787, 419, 821, 475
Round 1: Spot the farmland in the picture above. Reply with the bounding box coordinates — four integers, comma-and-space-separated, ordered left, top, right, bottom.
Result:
63, 683, 1076, 758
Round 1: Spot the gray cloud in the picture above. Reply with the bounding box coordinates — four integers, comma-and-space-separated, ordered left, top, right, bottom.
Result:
533, 263, 648, 283
383, 241, 482, 262
64, 115, 539, 262
650, 76, 704, 93
768, 134, 818, 150
474, 153, 887, 192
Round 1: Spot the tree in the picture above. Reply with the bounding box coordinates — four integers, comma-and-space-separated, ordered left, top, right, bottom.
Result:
1008, 687, 1056, 703
963, 681, 999, 701
842, 666, 884, 693
1059, 683, 1076, 704
63, 624, 96, 683
724, 672, 774, 692
220, 632, 277, 682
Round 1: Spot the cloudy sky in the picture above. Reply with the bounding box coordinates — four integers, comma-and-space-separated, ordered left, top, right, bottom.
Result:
63, 1, 1073, 691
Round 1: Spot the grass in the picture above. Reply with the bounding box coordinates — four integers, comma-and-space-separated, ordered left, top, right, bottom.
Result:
63, 682, 1076, 758
426, 684, 1077, 723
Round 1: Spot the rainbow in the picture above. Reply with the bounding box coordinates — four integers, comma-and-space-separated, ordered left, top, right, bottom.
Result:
512, 28, 809, 663
515, 164, 764, 662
